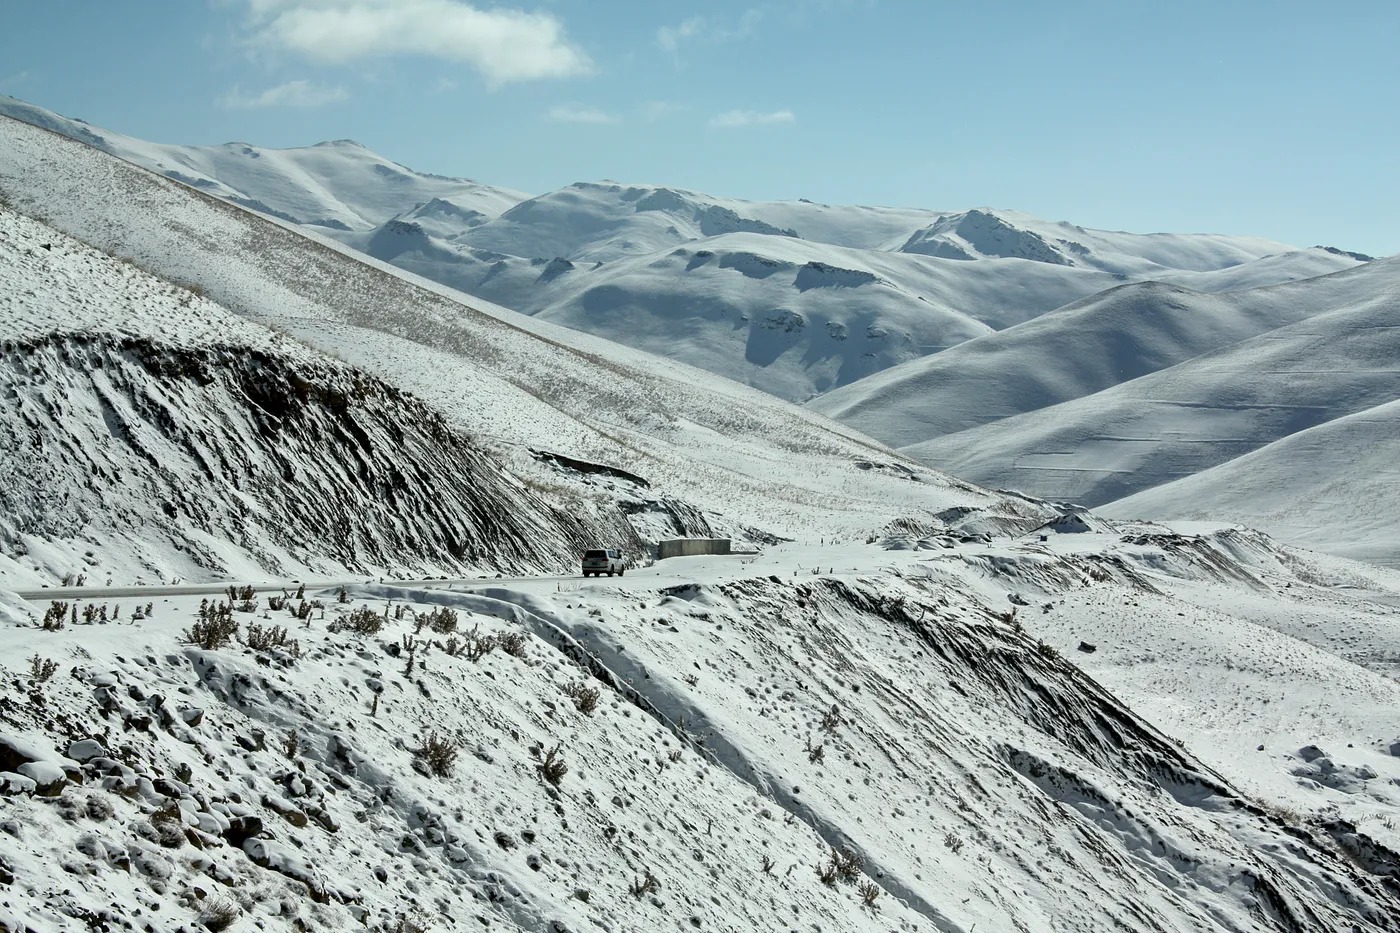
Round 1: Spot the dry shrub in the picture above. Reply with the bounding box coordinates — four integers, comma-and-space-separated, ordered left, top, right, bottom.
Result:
563, 681, 600, 715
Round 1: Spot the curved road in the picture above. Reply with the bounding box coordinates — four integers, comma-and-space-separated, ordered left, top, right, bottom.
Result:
11, 574, 587, 603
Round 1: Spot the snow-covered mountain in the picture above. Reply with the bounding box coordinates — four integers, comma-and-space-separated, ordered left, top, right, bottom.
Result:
0, 206, 644, 587
0, 96, 1366, 405
0, 109, 1055, 585
817, 256, 1400, 562
354, 189, 1363, 402
6, 103, 1400, 933
0, 95, 526, 232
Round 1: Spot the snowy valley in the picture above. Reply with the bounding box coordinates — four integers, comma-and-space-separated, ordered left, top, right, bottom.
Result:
2, 95, 1392, 567
1, 102, 1400, 933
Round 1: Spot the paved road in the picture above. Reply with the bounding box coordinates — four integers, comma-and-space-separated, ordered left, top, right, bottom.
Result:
12, 575, 586, 603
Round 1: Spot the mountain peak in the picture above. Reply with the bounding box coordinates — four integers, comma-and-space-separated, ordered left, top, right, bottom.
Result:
1314, 245, 1375, 262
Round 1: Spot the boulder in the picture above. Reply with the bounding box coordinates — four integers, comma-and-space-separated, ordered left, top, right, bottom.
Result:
17, 761, 68, 797
66, 739, 106, 762
0, 772, 37, 797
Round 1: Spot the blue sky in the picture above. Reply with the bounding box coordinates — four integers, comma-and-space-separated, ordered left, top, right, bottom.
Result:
2, 0, 1396, 255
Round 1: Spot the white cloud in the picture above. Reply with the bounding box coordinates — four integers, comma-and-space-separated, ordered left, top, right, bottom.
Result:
656, 16, 704, 53
244, 0, 591, 86
709, 108, 795, 128
221, 79, 349, 109
547, 105, 620, 125
0, 70, 29, 90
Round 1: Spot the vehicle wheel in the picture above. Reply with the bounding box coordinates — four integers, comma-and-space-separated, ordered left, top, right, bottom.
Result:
607, 570, 614, 577
618, 567, 625, 576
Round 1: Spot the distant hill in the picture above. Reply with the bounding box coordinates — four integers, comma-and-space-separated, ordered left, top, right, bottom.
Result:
0, 95, 1363, 404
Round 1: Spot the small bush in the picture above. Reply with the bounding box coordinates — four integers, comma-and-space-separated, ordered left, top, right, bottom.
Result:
199, 896, 241, 932
184, 616, 238, 650
628, 871, 659, 898
227, 585, 257, 613
858, 879, 881, 909
86, 794, 115, 822
535, 743, 568, 786
820, 704, 842, 733
150, 802, 186, 849
834, 846, 863, 881
497, 631, 528, 658
944, 830, 964, 853
458, 625, 497, 662
330, 606, 383, 636
244, 623, 294, 652
41, 601, 68, 631
761, 854, 775, 874
28, 654, 58, 683
563, 681, 600, 715
421, 607, 458, 635
818, 845, 863, 886
418, 732, 460, 778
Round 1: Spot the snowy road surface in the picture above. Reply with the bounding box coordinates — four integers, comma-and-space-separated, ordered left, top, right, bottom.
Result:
10, 557, 766, 602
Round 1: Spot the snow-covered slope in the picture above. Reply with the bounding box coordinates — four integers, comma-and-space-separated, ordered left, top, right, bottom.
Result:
1102, 397, 1400, 566
895, 207, 1317, 275
0, 96, 1365, 406
6, 102, 1400, 933
5, 529, 1400, 932
896, 259, 1400, 521
0, 111, 1059, 574
811, 257, 1400, 448
0, 95, 527, 232
0, 205, 640, 588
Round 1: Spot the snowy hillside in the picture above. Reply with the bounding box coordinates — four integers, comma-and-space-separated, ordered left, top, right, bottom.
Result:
0, 110, 1060, 576
359, 192, 1362, 402
808, 252, 1400, 563
1102, 397, 1400, 566
0, 95, 527, 232
0, 96, 1365, 404
0, 205, 641, 588
6, 101, 1400, 933
883, 257, 1400, 561
5, 528, 1400, 932
811, 256, 1399, 445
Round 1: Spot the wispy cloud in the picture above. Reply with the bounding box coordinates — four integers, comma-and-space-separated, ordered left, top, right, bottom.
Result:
0, 70, 29, 91
221, 79, 348, 109
243, 0, 591, 86
547, 104, 620, 125
640, 100, 685, 121
656, 9, 764, 55
656, 16, 704, 53
709, 108, 794, 128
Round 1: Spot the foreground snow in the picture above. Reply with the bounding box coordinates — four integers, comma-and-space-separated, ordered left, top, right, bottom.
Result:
3, 529, 1400, 932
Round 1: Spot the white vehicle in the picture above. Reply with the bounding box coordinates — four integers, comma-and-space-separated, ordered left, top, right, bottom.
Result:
581, 548, 626, 577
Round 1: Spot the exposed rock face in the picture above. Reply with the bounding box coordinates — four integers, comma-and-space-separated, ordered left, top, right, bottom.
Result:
0, 333, 639, 581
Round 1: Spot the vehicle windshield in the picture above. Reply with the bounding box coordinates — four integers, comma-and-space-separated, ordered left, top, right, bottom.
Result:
583, 550, 607, 559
